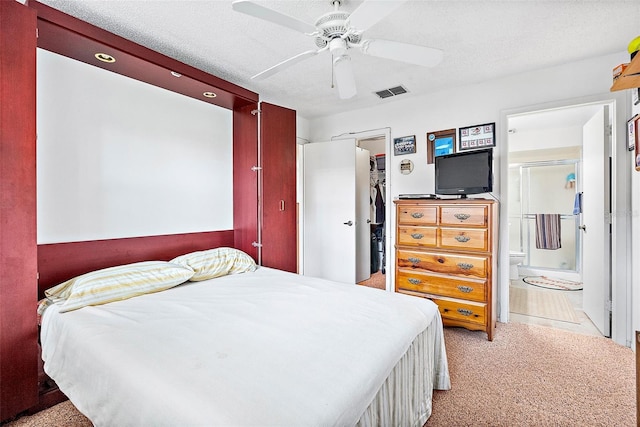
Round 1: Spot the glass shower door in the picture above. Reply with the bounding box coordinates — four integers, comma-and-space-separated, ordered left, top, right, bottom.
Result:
519, 161, 580, 272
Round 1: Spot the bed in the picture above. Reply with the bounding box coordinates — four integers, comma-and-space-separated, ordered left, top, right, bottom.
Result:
39, 248, 450, 426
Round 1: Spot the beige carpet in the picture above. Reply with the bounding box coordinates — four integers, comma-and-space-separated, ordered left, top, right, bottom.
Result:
510, 286, 579, 323
5, 323, 635, 426
357, 271, 386, 290
427, 322, 636, 426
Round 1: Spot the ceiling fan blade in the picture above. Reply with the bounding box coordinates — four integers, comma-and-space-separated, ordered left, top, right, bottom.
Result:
232, 0, 316, 34
333, 55, 357, 99
359, 39, 443, 67
252, 49, 322, 80
347, 0, 408, 32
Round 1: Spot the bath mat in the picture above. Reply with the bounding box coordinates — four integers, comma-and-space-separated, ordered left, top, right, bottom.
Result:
509, 286, 580, 323
522, 276, 583, 291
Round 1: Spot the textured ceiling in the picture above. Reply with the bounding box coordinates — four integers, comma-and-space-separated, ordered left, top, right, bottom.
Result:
35, 0, 640, 119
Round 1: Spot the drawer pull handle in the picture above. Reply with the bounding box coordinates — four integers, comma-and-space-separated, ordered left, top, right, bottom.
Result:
407, 278, 422, 285
408, 257, 421, 265
411, 233, 424, 239
457, 262, 474, 270
455, 235, 471, 243
457, 285, 474, 293
411, 212, 424, 219
454, 213, 470, 221
457, 308, 474, 316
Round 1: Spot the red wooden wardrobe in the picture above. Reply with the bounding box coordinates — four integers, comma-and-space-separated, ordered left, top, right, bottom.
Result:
0, 1, 297, 420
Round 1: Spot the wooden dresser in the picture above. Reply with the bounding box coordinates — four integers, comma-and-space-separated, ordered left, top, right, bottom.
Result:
394, 198, 498, 341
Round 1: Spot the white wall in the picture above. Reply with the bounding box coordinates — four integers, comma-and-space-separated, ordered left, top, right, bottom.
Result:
37, 49, 233, 243
509, 126, 583, 152
308, 51, 637, 345
631, 90, 640, 347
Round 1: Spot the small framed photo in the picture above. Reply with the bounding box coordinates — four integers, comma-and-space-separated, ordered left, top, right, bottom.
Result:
627, 115, 638, 151
393, 135, 416, 156
426, 128, 456, 164
633, 88, 640, 106
635, 117, 640, 171
458, 122, 495, 151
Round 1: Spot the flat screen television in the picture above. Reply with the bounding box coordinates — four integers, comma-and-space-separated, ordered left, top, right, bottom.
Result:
434, 148, 493, 197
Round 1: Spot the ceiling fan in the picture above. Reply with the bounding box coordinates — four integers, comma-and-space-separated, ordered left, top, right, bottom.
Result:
232, 0, 443, 99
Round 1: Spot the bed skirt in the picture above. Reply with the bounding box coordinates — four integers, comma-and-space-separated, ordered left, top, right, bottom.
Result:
356, 313, 450, 426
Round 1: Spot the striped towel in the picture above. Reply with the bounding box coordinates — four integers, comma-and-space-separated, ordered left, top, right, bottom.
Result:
535, 214, 561, 250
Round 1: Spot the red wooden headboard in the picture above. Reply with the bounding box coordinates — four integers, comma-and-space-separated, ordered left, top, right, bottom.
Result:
37, 230, 234, 299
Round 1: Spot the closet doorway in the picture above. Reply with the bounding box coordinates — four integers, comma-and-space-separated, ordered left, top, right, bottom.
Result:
357, 136, 387, 288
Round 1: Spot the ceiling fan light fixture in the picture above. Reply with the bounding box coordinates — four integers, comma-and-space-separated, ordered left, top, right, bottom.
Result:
328, 38, 348, 56
333, 55, 356, 99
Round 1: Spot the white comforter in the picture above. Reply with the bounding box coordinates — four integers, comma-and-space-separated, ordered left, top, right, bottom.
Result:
41, 267, 449, 426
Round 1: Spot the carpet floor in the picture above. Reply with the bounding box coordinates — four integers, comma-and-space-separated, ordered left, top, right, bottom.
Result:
5, 324, 635, 426
357, 270, 386, 290
427, 323, 636, 426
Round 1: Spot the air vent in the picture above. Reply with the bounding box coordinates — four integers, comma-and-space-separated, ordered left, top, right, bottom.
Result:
374, 85, 408, 99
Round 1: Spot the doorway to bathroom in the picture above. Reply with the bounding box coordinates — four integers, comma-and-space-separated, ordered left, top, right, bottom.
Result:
506, 102, 611, 337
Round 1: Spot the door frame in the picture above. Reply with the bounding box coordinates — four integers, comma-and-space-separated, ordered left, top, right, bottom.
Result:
499, 92, 632, 347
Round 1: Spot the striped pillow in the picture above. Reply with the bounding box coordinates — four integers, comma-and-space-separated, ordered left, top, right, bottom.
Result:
40, 261, 195, 313
170, 247, 257, 281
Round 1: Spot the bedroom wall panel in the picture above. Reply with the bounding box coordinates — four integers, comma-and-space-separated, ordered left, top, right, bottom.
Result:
260, 103, 297, 273
37, 230, 234, 298
37, 48, 234, 243
0, 1, 39, 421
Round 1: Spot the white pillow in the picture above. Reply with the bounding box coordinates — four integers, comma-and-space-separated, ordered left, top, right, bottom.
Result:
170, 247, 257, 281
39, 261, 194, 313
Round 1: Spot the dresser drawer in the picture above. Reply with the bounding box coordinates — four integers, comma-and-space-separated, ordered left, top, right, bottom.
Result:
440, 205, 488, 227
396, 269, 486, 302
397, 205, 437, 225
431, 297, 486, 326
397, 249, 488, 279
439, 227, 488, 251
397, 226, 437, 247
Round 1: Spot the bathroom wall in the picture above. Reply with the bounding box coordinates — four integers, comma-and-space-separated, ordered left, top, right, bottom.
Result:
509, 161, 580, 271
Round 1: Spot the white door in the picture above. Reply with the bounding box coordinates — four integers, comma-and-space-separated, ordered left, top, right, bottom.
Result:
581, 106, 611, 336
303, 139, 369, 284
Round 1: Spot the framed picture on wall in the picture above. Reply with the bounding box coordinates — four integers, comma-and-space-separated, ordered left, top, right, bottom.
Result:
628, 114, 638, 151
426, 128, 456, 164
393, 135, 416, 155
458, 122, 495, 151
635, 116, 640, 171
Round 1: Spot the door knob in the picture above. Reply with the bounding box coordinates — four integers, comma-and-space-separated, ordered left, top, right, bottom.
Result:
343, 221, 353, 226
579, 225, 586, 231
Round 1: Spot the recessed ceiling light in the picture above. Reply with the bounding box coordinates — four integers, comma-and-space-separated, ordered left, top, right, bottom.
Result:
95, 53, 115, 63
170, 71, 182, 78
203, 91, 217, 98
